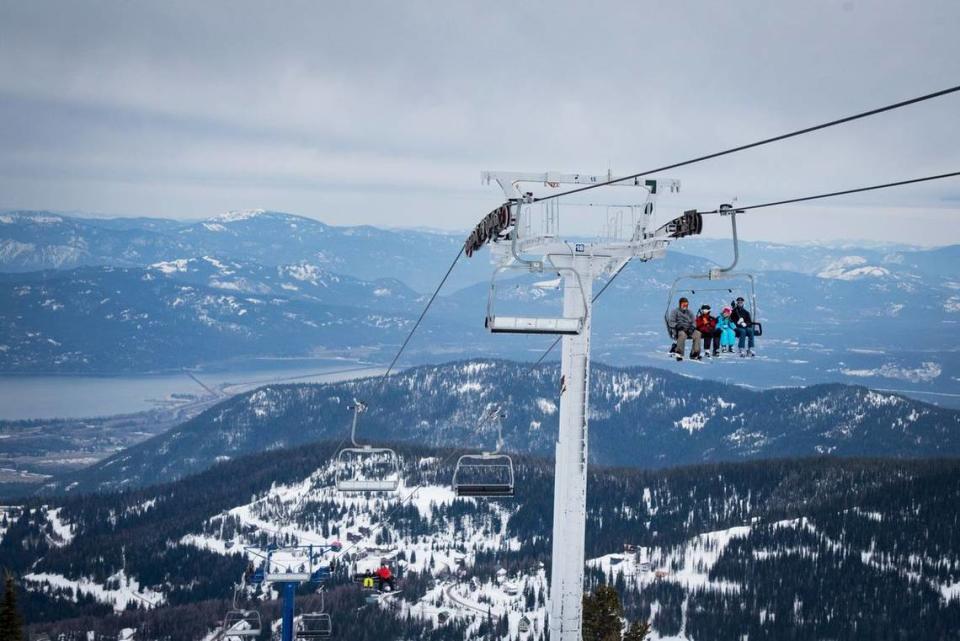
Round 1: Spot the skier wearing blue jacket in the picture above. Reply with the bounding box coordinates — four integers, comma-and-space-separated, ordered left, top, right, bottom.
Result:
717, 307, 737, 352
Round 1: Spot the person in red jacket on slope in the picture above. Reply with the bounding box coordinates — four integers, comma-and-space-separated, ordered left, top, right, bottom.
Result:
375, 565, 396, 592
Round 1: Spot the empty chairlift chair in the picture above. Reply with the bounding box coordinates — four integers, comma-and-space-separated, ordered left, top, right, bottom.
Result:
221, 610, 262, 639
296, 593, 332, 639
453, 406, 515, 498
335, 400, 401, 493
296, 615, 332, 639
485, 263, 588, 335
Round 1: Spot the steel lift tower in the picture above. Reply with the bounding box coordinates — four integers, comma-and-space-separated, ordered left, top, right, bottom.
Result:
468, 171, 698, 641
247, 543, 339, 641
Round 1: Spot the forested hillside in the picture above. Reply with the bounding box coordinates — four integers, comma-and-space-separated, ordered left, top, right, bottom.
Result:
4, 442, 960, 640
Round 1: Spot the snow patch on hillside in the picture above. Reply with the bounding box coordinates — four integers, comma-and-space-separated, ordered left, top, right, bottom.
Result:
46, 507, 75, 547
608, 373, 656, 411
817, 256, 890, 280
0, 240, 38, 261
460, 362, 495, 375
284, 263, 334, 286
24, 569, 164, 612
0, 506, 21, 543
941, 581, 960, 603
247, 389, 281, 418
588, 524, 751, 595
414, 572, 547, 639
863, 391, 901, 407
150, 258, 190, 274
202, 256, 234, 273
536, 398, 557, 415
5, 213, 64, 224
725, 428, 770, 454
675, 412, 708, 434
841, 362, 942, 383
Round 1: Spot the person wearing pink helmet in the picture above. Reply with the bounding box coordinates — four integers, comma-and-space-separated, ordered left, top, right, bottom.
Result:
717, 307, 737, 353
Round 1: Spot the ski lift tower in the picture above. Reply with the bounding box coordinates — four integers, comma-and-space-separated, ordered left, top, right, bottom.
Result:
245, 543, 341, 641
468, 170, 700, 641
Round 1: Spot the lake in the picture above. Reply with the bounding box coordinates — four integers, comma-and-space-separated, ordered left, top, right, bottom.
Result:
0, 359, 385, 421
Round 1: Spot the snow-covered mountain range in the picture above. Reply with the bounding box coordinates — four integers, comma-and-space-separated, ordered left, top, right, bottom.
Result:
0, 209, 480, 291
2, 209, 959, 410
38, 360, 960, 495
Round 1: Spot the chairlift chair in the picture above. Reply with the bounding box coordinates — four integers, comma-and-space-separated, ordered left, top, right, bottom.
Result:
221, 610, 262, 638
452, 406, 515, 498
296, 592, 332, 638
296, 615, 332, 639
221, 583, 261, 638
485, 263, 587, 335
664, 273, 762, 337
663, 203, 762, 338
335, 401, 401, 493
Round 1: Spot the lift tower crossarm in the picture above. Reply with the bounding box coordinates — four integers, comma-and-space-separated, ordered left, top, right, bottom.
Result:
482, 170, 679, 201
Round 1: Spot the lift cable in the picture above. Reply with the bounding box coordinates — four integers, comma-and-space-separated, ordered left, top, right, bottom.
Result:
377, 246, 464, 389
331, 447, 468, 563
329, 247, 466, 562
532, 169, 960, 364
696, 170, 960, 215
533, 261, 634, 366
329, 169, 960, 565
325, 90, 960, 562
532, 84, 960, 204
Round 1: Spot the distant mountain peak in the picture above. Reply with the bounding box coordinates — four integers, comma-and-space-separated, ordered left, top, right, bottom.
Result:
817, 256, 891, 280
0, 211, 64, 225
208, 209, 268, 223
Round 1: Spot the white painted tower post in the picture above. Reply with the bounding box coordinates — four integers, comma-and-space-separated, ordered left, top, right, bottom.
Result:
550, 261, 594, 640
474, 170, 690, 641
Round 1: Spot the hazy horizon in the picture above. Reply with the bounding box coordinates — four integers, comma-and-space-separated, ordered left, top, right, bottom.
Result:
3, 204, 958, 249
1, 1, 958, 245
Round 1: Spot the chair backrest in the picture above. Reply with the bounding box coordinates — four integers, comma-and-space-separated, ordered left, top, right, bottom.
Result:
485, 264, 587, 336
296, 613, 332, 638
452, 453, 515, 497
335, 446, 401, 492
222, 610, 261, 638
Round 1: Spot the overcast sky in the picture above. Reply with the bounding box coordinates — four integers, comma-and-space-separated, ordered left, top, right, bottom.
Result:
0, 0, 958, 244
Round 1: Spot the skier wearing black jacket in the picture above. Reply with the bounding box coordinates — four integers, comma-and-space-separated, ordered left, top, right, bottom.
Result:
730, 296, 755, 357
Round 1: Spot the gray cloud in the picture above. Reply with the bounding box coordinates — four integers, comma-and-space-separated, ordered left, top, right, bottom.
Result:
0, 0, 958, 244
